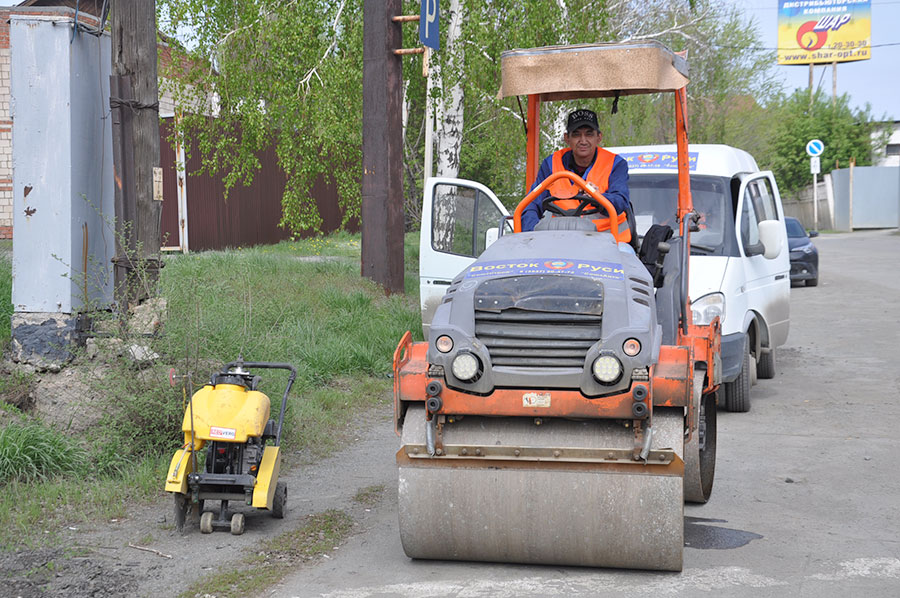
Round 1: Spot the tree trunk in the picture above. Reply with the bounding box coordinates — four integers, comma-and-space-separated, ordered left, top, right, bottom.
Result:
431, 0, 464, 249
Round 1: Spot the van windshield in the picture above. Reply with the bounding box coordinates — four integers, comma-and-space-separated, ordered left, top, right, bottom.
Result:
629, 174, 738, 256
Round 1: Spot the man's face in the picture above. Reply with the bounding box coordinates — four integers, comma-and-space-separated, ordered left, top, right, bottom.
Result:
564, 126, 602, 163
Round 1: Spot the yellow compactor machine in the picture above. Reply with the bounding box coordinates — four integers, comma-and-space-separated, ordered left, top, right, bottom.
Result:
393, 41, 721, 571
165, 361, 296, 534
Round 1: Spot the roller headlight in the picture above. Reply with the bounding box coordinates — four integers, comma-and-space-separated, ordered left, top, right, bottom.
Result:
451, 352, 482, 382
691, 292, 725, 326
435, 335, 454, 353
592, 354, 622, 384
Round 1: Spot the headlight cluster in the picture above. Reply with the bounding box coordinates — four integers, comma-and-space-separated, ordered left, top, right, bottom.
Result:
691, 292, 725, 326
451, 352, 482, 382
592, 354, 622, 384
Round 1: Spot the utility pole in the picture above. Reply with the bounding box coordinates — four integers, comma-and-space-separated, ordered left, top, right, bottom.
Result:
361, 0, 405, 294
110, 0, 161, 307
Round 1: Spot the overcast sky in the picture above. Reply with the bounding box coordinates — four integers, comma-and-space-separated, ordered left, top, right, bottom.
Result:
1, 0, 895, 119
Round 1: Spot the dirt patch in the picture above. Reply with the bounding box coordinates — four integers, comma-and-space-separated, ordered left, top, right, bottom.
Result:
28, 366, 108, 433
0, 547, 139, 598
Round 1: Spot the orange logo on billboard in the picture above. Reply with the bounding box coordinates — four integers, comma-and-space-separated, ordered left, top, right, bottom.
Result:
797, 21, 827, 51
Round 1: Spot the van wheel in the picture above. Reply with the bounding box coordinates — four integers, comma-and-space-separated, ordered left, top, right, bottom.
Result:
757, 348, 776, 379
724, 345, 751, 412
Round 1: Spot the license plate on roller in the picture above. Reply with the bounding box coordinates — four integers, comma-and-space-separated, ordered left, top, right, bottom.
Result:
523, 392, 551, 408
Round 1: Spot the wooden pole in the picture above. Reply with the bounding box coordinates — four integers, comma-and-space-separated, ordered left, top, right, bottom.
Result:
110, 0, 161, 307
361, 0, 405, 294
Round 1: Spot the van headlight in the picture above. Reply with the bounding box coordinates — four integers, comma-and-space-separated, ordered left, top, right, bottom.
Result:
691, 292, 725, 326
451, 352, 482, 382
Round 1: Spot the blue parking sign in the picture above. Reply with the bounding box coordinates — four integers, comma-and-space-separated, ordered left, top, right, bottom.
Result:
419, 0, 439, 50
806, 139, 824, 157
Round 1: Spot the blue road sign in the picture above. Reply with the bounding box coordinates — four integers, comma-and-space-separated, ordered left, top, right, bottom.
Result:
419, 0, 439, 50
806, 139, 824, 157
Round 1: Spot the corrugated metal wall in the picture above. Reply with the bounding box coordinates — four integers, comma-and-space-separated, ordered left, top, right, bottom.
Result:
831, 166, 900, 231
159, 118, 357, 251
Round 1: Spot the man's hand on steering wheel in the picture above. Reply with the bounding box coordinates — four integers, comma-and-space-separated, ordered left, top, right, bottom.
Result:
541, 192, 612, 218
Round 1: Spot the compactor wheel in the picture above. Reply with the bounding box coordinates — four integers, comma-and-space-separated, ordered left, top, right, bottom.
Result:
230, 513, 245, 535
724, 343, 751, 412
272, 482, 287, 519
757, 348, 776, 379
173, 493, 189, 533
199, 511, 214, 534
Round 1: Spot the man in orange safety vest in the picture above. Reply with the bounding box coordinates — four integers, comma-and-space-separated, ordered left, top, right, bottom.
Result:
521, 109, 631, 241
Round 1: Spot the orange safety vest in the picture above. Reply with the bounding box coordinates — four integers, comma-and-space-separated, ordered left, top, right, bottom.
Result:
547, 148, 630, 241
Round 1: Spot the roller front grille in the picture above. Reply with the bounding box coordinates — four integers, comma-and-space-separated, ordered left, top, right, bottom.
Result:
474, 308, 601, 368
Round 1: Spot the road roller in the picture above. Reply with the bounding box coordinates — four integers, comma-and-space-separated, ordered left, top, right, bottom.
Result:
393, 41, 721, 571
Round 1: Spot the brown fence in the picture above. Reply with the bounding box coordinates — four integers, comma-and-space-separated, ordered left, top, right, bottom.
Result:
160, 118, 355, 251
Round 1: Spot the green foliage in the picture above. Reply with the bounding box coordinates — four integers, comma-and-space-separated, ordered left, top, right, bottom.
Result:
0, 422, 87, 483
86, 369, 185, 474
769, 89, 878, 196
0, 251, 11, 347
159, 0, 364, 234
157, 0, 792, 228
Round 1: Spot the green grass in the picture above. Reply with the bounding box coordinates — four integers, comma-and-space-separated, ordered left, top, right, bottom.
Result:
352, 484, 385, 506
0, 256, 11, 347
180, 509, 354, 598
0, 455, 167, 550
0, 421, 87, 483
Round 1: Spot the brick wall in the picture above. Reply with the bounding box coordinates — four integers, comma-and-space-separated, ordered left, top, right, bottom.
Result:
0, 10, 11, 239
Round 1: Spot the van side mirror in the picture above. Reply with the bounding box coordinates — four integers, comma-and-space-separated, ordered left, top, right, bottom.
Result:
758, 220, 783, 259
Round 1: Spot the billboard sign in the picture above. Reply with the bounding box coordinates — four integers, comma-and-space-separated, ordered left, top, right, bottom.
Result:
777, 0, 871, 65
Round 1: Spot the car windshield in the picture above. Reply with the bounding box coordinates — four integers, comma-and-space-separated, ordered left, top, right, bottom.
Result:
629, 174, 737, 256
785, 219, 807, 238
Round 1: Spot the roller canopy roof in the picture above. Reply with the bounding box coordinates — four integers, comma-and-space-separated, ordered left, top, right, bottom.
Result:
499, 40, 689, 101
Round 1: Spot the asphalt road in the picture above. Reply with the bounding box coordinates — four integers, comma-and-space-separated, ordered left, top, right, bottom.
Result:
273, 229, 900, 598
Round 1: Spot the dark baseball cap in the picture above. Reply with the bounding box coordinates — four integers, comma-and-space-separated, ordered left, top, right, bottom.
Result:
566, 109, 599, 134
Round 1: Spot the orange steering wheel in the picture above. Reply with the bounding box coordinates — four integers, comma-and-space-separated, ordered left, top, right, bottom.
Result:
513, 171, 621, 243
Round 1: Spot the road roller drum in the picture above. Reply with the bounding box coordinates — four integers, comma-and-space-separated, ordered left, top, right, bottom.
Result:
398, 405, 686, 571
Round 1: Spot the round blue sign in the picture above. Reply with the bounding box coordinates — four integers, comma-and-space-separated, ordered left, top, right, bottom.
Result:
806, 139, 824, 157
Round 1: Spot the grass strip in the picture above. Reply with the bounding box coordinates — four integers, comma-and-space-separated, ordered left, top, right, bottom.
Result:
0, 456, 168, 550
179, 509, 354, 598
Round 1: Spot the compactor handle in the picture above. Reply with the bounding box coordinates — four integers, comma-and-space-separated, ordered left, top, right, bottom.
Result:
223, 361, 298, 446
512, 171, 621, 243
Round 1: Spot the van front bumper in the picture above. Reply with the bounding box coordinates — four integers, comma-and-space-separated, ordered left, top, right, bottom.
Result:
720, 332, 748, 383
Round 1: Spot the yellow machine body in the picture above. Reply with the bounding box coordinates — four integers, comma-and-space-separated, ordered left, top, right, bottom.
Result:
251, 446, 281, 509
182, 384, 271, 444
165, 448, 193, 493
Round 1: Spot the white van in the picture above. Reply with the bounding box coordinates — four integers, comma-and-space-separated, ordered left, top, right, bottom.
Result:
418, 144, 789, 413
609, 144, 790, 412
